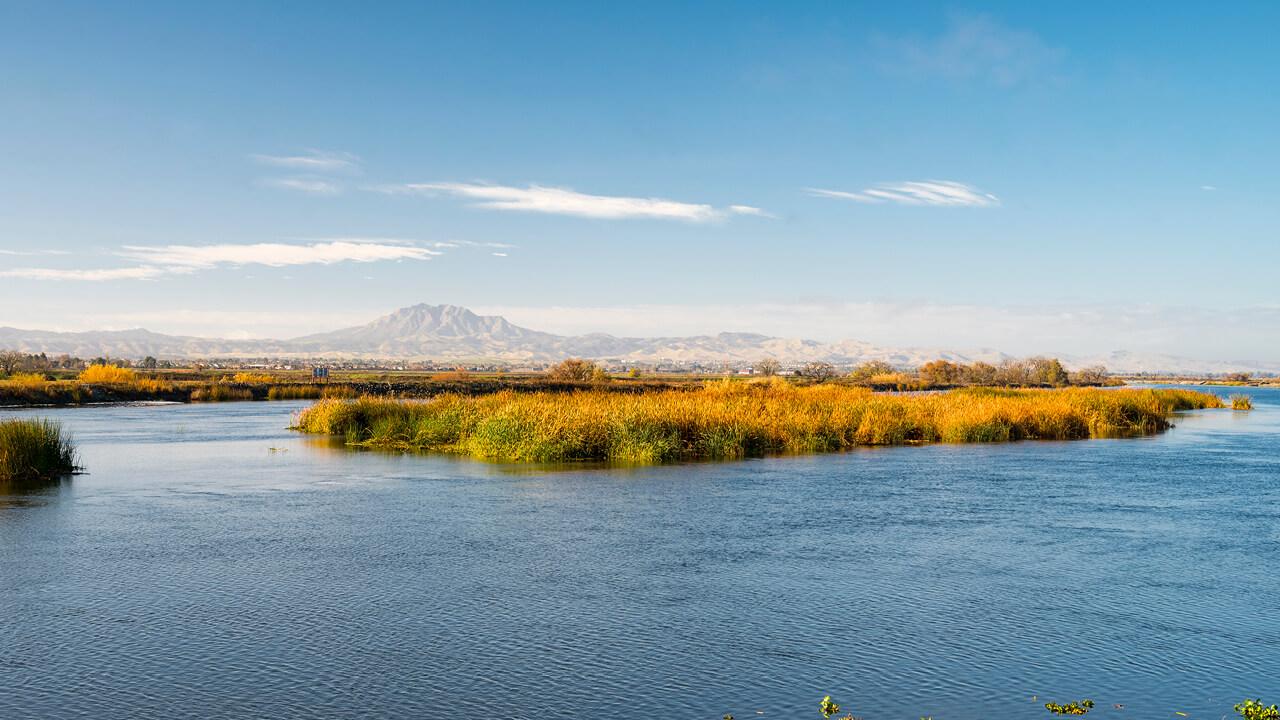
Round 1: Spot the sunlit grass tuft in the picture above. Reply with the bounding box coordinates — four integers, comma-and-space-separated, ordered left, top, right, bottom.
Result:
231, 371, 274, 384
294, 383, 1224, 463
0, 418, 78, 483
1231, 394, 1254, 411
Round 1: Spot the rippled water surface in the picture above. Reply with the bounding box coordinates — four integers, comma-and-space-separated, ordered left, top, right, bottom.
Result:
2, 387, 1278, 719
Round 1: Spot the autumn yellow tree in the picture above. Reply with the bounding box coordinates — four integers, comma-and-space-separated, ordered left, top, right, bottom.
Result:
547, 358, 610, 382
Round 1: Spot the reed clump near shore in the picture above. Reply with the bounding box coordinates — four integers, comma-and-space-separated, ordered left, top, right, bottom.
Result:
293, 381, 1223, 463
0, 418, 78, 484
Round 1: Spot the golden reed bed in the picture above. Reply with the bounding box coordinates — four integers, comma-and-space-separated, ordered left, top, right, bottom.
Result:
293, 381, 1223, 463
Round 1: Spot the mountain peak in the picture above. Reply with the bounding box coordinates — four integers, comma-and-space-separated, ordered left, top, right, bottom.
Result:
293, 303, 549, 345
383, 303, 479, 327
399, 303, 472, 315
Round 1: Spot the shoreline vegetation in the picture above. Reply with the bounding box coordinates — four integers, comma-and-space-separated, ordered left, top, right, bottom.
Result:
0, 418, 78, 486
0, 355, 1190, 408
0, 372, 702, 407
293, 382, 1224, 463
0, 346, 1274, 410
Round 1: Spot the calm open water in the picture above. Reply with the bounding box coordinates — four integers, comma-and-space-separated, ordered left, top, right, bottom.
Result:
2, 387, 1278, 719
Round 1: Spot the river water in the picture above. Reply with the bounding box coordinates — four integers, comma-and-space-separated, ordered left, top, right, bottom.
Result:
2, 387, 1277, 719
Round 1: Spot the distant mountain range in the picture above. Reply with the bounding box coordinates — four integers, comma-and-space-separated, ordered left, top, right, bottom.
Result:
1, 303, 1274, 374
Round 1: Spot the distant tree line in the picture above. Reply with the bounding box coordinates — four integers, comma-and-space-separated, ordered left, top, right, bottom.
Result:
750, 356, 1117, 388
532, 355, 1111, 388
874, 357, 1108, 387
914, 357, 1103, 387
0, 351, 170, 378
0, 351, 89, 376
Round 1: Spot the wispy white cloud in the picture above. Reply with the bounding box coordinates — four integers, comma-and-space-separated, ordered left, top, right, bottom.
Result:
807, 180, 999, 207
376, 182, 766, 222
430, 240, 517, 250
492, 252, 508, 257
2, 240, 439, 282
876, 14, 1062, 86
0, 249, 71, 256
253, 150, 359, 194
1201, 185, 1218, 191
119, 240, 440, 269
0, 266, 171, 281
259, 177, 342, 195
728, 205, 775, 218
251, 149, 360, 172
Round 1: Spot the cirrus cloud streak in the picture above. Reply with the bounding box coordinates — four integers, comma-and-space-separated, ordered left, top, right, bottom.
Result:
808, 180, 999, 207
258, 177, 342, 195
251, 150, 360, 172
0, 266, 173, 282
1, 240, 439, 282
377, 182, 768, 222
119, 240, 439, 268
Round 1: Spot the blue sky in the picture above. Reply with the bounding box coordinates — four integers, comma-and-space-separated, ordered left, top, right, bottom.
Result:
1, 2, 1277, 361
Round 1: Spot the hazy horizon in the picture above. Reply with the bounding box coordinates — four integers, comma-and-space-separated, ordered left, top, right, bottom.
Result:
5, 300, 1279, 370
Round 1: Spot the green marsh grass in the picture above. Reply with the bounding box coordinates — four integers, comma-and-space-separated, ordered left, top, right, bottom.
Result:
294, 381, 1223, 463
1236, 698, 1280, 720
0, 418, 78, 484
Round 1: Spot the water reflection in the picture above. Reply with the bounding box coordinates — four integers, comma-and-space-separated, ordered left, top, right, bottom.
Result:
0, 474, 73, 507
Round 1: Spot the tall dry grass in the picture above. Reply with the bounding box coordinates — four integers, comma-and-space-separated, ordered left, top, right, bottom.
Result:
268, 384, 324, 400
1, 372, 49, 389
0, 418, 78, 483
61, 364, 171, 395
267, 384, 356, 400
78, 364, 138, 383
231, 372, 275, 384
190, 384, 254, 402
76, 364, 173, 394
294, 381, 1223, 463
